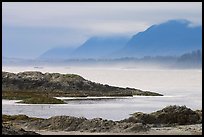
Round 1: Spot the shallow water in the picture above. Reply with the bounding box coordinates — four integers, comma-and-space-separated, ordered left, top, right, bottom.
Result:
2, 66, 202, 120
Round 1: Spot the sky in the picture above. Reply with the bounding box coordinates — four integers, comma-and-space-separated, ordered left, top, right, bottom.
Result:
2, 2, 202, 59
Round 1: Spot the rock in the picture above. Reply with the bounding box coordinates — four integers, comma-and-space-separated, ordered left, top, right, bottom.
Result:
27, 116, 87, 131
152, 105, 201, 125
25, 115, 150, 133
125, 123, 150, 132
2, 124, 40, 135
3, 106, 200, 134
195, 110, 202, 123
2, 71, 163, 97
122, 112, 156, 124
127, 105, 201, 125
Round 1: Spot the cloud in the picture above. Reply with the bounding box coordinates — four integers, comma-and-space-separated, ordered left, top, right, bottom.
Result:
3, 2, 202, 30
2, 2, 202, 58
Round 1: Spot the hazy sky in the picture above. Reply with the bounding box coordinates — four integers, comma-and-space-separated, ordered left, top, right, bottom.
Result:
2, 2, 202, 59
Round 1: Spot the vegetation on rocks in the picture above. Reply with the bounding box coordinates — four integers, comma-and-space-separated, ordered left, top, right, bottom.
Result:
123, 105, 202, 125
2, 71, 163, 103
19, 96, 65, 104
2, 115, 30, 122
2, 124, 40, 135
2, 105, 202, 135
132, 89, 163, 96
3, 115, 150, 133
2, 90, 66, 104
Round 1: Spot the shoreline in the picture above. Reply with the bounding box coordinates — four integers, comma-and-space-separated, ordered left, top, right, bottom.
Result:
2, 99, 202, 121
2, 70, 202, 135
2, 105, 202, 135
2, 71, 163, 105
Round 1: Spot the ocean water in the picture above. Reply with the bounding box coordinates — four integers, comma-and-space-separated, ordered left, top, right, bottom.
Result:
2, 66, 202, 120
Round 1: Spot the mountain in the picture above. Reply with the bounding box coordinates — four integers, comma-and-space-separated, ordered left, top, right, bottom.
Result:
39, 36, 129, 59
115, 19, 202, 58
39, 46, 76, 59
38, 19, 201, 60
70, 36, 129, 59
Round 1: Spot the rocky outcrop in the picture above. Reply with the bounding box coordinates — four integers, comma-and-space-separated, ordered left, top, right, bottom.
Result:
122, 105, 202, 125
2, 124, 40, 135
2, 106, 202, 134
25, 116, 149, 133
195, 110, 202, 123
2, 71, 162, 97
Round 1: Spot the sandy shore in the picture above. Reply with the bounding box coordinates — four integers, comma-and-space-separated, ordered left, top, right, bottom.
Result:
33, 124, 202, 135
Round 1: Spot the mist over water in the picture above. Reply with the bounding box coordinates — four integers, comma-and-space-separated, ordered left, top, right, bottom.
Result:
2, 3, 202, 122
2, 65, 202, 120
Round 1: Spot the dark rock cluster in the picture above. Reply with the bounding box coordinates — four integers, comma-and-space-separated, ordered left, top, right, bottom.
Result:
2, 71, 162, 97
2, 124, 40, 135
25, 116, 149, 133
2, 105, 202, 135
122, 105, 202, 125
19, 106, 203, 133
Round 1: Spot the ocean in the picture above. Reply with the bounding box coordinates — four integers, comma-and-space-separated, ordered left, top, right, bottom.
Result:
2, 66, 202, 120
